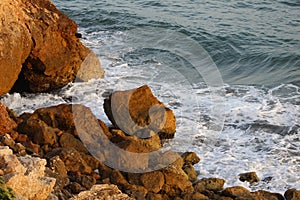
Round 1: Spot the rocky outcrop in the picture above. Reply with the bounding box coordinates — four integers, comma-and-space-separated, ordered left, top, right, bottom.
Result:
0, 0, 103, 95
104, 85, 176, 139
0, 86, 297, 199
0, 146, 55, 200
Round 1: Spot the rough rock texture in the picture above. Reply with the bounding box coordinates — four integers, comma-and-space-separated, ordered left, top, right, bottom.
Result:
285, 189, 300, 200
0, 146, 55, 200
194, 178, 225, 193
104, 85, 176, 139
70, 184, 134, 200
239, 172, 260, 183
0, 103, 17, 135
0, 0, 103, 95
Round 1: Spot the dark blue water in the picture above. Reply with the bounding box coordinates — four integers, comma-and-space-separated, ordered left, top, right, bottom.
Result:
53, 0, 300, 87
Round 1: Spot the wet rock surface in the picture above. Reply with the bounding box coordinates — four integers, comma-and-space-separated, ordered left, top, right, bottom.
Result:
0, 87, 298, 199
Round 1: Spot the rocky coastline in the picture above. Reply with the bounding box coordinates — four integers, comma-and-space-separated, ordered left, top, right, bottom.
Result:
0, 0, 299, 200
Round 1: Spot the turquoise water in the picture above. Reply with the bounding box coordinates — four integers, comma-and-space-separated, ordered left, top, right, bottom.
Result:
1, 0, 299, 194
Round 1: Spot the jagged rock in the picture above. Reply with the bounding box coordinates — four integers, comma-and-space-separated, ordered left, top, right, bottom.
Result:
0, 146, 55, 200
70, 184, 134, 200
222, 186, 254, 199
0, 103, 17, 135
194, 178, 225, 193
146, 193, 163, 200
0, 134, 27, 155
239, 172, 260, 183
67, 182, 84, 194
104, 85, 176, 139
125, 184, 148, 200
0, 0, 103, 94
252, 190, 284, 200
18, 118, 59, 146
162, 167, 194, 197
285, 189, 300, 200
140, 171, 165, 193
181, 152, 200, 166
57, 147, 92, 174
183, 192, 209, 200
183, 164, 198, 182
59, 132, 88, 154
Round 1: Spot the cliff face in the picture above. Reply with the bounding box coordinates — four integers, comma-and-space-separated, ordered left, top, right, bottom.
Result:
0, 0, 103, 95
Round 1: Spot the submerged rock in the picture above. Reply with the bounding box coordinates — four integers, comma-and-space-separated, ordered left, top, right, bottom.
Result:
239, 172, 260, 184
0, 0, 103, 95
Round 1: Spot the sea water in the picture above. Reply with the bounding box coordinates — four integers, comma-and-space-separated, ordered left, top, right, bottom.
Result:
1, 0, 299, 194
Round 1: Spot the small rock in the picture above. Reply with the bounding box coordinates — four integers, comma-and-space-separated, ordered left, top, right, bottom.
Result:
194, 178, 225, 193
183, 164, 198, 182
70, 184, 134, 200
239, 172, 260, 183
140, 171, 165, 193
181, 152, 200, 166
146, 193, 163, 200
284, 189, 300, 200
67, 182, 83, 194
78, 175, 96, 190
252, 190, 284, 200
0, 103, 17, 134
222, 186, 253, 199
125, 184, 148, 200
163, 167, 194, 196
59, 132, 88, 154
18, 118, 58, 146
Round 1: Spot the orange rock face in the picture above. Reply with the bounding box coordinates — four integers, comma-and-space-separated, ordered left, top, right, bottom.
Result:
0, 103, 17, 135
0, 0, 103, 95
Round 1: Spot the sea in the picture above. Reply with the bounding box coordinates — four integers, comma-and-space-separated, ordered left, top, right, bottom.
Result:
1, 0, 299, 194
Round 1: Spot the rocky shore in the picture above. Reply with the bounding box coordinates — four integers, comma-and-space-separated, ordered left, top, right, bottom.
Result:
0, 0, 299, 200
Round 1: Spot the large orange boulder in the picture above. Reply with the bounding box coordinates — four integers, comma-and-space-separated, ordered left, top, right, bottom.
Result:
104, 85, 176, 140
0, 0, 103, 95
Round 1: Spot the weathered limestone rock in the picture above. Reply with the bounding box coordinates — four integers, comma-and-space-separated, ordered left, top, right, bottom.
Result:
0, 103, 17, 135
104, 85, 176, 139
70, 184, 134, 200
0, 146, 55, 200
0, 0, 103, 95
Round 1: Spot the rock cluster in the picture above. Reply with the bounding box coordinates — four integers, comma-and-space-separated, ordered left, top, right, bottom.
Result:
0, 146, 55, 200
1, 86, 299, 199
0, 0, 103, 95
